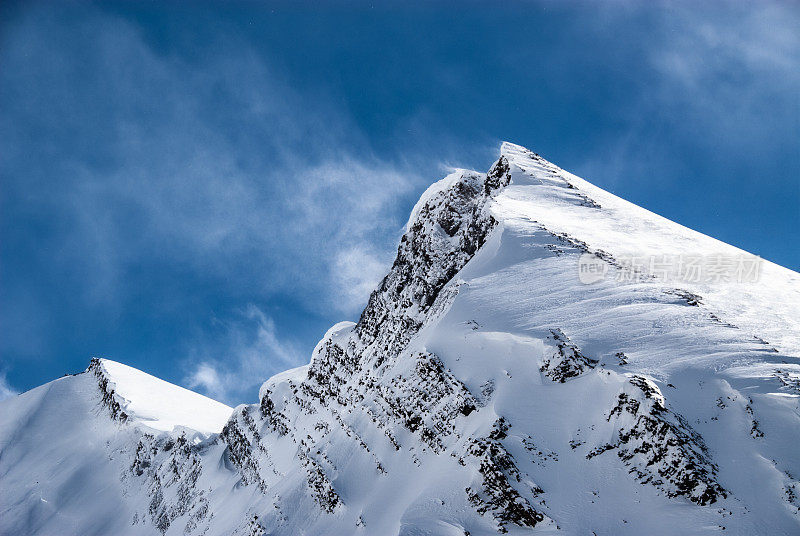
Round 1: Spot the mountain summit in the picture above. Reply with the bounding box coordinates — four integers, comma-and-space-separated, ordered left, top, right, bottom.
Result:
2, 143, 799, 535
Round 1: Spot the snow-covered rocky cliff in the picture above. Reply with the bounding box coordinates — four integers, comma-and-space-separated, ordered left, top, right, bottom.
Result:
2, 143, 799, 535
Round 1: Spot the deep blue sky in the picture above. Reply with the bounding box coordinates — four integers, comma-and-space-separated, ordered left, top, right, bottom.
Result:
1, 1, 798, 404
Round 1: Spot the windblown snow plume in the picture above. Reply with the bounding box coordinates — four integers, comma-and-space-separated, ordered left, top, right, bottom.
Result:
2, 143, 799, 535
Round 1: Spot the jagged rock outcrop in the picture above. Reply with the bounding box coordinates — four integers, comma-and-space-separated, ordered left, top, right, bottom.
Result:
356, 169, 505, 364
128, 433, 212, 534
464, 418, 546, 533
90, 357, 130, 422
219, 164, 552, 529
588, 375, 727, 505
540, 329, 598, 382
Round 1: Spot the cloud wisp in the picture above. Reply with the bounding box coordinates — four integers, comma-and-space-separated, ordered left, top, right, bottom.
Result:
184, 305, 303, 404
0, 372, 19, 402
574, 2, 800, 188
0, 3, 426, 310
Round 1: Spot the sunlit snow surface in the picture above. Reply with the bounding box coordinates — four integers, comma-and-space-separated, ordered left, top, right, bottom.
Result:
97, 359, 233, 436
493, 142, 800, 356
1, 143, 798, 535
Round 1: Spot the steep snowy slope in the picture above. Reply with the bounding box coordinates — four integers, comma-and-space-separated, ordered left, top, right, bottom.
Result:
2, 143, 798, 536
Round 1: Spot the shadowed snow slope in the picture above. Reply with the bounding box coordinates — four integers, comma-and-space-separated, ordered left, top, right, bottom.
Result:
1, 143, 798, 536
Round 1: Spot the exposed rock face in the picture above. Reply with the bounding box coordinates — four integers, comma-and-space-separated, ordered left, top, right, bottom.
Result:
464, 418, 546, 533
221, 405, 271, 492
540, 329, 598, 383
90, 357, 129, 422
129, 433, 211, 534
356, 169, 504, 364
218, 164, 553, 530
590, 375, 726, 506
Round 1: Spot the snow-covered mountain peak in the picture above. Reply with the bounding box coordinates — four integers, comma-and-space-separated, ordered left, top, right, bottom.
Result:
498, 141, 562, 177
485, 143, 800, 356
499, 140, 538, 160
88, 358, 233, 437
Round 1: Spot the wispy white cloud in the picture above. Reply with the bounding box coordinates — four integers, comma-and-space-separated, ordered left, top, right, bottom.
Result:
0, 372, 19, 402
1, 4, 427, 321
574, 1, 800, 188
184, 305, 303, 404
651, 4, 800, 88
648, 2, 800, 127
332, 245, 393, 314
185, 364, 224, 401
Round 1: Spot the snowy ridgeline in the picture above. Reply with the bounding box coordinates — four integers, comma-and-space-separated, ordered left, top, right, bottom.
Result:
1, 142, 799, 536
